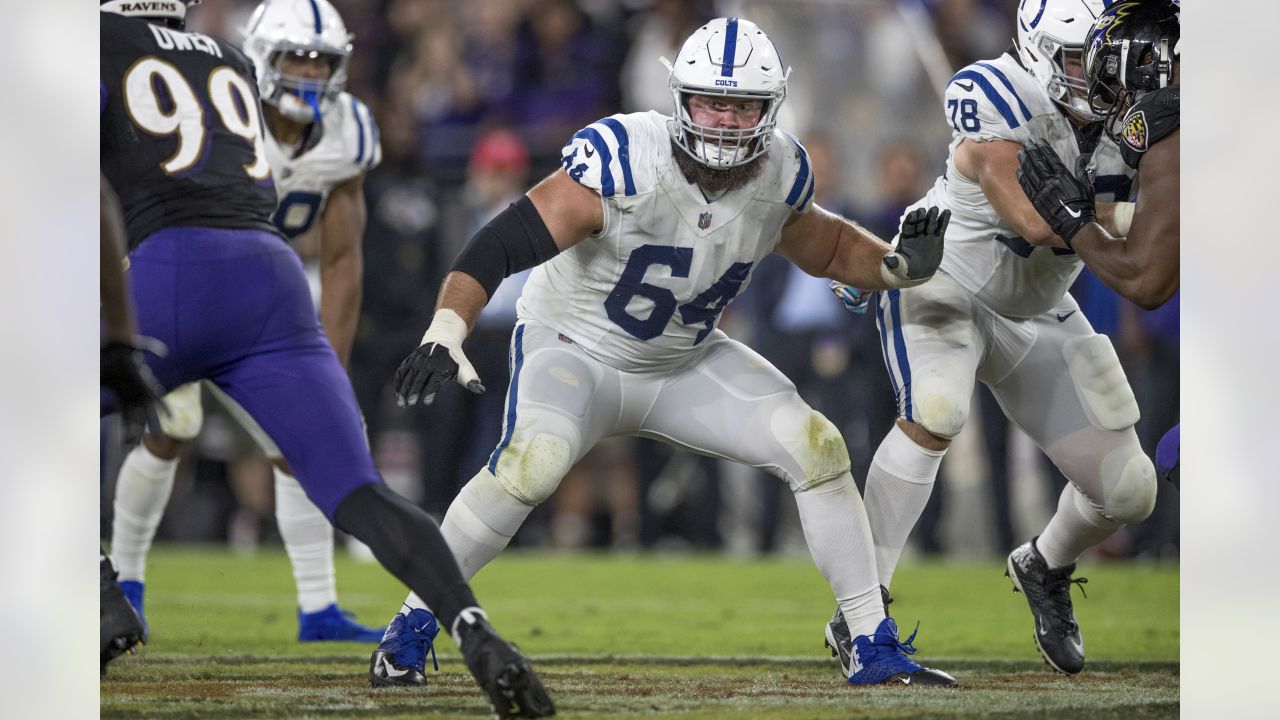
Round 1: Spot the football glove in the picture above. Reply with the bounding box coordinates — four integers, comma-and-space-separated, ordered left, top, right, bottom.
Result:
881, 206, 949, 288
830, 282, 872, 314
1016, 140, 1096, 245
101, 340, 167, 445
394, 309, 485, 407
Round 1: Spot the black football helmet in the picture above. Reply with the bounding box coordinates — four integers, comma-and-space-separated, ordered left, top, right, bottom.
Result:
1083, 0, 1180, 140
100, 0, 201, 30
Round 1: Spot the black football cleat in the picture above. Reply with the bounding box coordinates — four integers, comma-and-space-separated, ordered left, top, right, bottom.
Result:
101, 555, 145, 675
1006, 538, 1088, 674
823, 585, 892, 677
455, 609, 555, 718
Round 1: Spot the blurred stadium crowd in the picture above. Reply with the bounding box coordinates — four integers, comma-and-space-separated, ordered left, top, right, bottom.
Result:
100, 0, 1178, 562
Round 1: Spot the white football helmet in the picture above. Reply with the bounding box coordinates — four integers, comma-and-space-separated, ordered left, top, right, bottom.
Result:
242, 0, 352, 123
662, 17, 790, 169
1016, 0, 1109, 121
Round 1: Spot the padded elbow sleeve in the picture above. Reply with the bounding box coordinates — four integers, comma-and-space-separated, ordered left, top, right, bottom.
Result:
449, 195, 559, 298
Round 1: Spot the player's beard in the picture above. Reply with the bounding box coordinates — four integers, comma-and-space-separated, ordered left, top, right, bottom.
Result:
671, 139, 767, 195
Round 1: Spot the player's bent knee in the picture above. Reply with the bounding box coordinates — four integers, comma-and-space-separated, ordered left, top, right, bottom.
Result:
158, 382, 204, 441
490, 419, 576, 505
911, 389, 969, 440
1100, 444, 1157, 524
771, 405, 851, 491
1063, 334, 1140, 431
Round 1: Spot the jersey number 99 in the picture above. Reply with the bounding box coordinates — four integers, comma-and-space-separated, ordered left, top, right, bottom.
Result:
122, 57, 271, 179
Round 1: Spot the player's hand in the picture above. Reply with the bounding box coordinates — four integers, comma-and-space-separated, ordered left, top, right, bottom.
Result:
101, 340, 167, 445
881, 206, 949, 288
1016, 140, 1096, 245
394, 309, 485, 407
830, 282, 872, 314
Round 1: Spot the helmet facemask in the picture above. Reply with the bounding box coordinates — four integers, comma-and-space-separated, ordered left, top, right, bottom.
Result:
669, 83, 786, 169
1036, 36, 1101, 122
261, 44, 350, 124
1085, 20, 1178, 143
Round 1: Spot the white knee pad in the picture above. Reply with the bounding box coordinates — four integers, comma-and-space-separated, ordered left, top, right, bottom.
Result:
1063, 334, 1140, 432
491, 416, 576, 506
158, 382, 204, 441
1099, 443, 1157, 525
770, 403, 851, 491
909, 369, 972, 440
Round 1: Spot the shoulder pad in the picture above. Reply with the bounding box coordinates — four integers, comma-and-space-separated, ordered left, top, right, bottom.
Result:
1119, 85, 1179, 169
338, 94, 381, 172
944, 61, 1038, 142
560, 113, 661, 198
778, 132, 815, 213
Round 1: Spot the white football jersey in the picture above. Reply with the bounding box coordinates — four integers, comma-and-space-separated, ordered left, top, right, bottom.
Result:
912, 52, 1134, 318
517, 111, 815, 373
264, 91, 381, 239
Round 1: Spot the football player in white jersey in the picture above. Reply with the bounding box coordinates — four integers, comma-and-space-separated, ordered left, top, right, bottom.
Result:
369, 17, 958, 690
830, 0, 1155, 676
108, 0, 385, 643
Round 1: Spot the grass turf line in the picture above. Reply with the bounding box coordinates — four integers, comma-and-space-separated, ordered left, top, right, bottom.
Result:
101, 546, 1178, 718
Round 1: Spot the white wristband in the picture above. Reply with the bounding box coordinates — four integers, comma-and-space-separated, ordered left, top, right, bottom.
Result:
879, 254, 929, 289
1113, 202, 1135, 236
420, 308, 469, 347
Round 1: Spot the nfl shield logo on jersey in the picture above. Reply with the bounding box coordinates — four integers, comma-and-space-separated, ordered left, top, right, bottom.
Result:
698, 211, 712, 229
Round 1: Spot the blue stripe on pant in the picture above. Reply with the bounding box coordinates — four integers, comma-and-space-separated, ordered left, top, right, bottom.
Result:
119, 227, 380, 519
488, 323, 527, 473
884, 289, 914, 423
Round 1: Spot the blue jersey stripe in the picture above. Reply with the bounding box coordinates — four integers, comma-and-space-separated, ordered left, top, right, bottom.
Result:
488, 324, 526, 475
366, 109, 380, 168
350, 97, 366, 164
784, 133, 811, 208
950, 70, 1021, 129
598, 118, 635, 196
876, 295, 901, 408
887, 290, 914, 423
975, 63, 1033, 122
307, 0, 323, 33
721, 18, 738, 77
572, 128, 616, 197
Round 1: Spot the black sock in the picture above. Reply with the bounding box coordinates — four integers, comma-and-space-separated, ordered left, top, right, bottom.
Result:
333, 483, 478, 630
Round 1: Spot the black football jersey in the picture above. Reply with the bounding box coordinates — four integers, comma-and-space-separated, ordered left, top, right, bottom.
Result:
1119, 84, 1180, 170
100, 13, 278, 247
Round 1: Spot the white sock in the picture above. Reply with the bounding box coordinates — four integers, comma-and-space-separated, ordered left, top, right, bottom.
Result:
793, 472, 884, 639
863, 424, 945, 589
111, 443, 179, 582
274, 467, 336, 613
401, 468, 536, 614
1036, 484, 1122, 569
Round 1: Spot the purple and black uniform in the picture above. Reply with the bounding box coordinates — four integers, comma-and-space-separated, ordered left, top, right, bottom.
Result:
100, 13, 378, 517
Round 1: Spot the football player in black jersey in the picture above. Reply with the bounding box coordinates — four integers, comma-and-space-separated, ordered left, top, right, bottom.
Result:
98, 4, 555, 715
1015, 0, 1180, 487
1016, 0, 1180, 310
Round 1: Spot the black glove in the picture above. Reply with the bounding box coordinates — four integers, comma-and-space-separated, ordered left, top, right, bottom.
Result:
1016, 140, 1096, 245
101, 340, 166, 445
883, 206, 950, 287
394, 342, 485, 408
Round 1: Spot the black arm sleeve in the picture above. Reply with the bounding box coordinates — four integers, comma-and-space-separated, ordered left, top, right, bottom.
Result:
449, 195, 560, 299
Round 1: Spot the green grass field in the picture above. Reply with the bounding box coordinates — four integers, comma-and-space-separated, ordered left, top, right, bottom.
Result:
101, 547, 1178, 718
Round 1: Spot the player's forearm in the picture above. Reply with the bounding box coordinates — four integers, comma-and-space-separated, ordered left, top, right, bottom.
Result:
101, 177, 137, 343
431, 271, 490, 334
319, 255, 362, 367
1069, 225, 1169, 309
826, 222, 896, 290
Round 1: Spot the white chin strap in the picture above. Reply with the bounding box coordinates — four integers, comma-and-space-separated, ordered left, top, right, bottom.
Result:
275, 92, 318, 123
692, 137, 750, 168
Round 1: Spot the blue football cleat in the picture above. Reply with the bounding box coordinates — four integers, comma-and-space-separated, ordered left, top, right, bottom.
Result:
297, 603, 387, 643
369, 608, 440, 687
847, 618, 957, 687
118, 579, 148, 641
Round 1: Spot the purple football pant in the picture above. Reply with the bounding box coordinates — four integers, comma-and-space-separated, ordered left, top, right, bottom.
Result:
1155, 423, 1180, 487
112, 227, 379, 518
